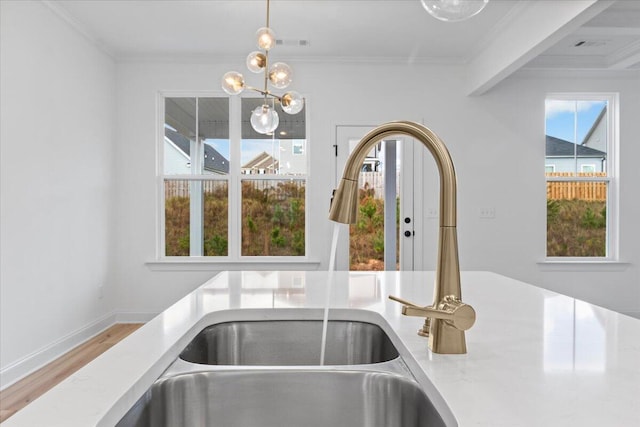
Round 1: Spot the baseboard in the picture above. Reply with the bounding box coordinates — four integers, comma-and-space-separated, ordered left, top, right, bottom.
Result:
0, 311, 159, 391
0, 311, 117, 390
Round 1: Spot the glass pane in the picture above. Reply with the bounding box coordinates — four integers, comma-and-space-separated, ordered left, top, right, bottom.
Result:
165, 98, 197, 175
241, 98, 307, 176
547, 181, 607, 257
545, 99, 608, 177
165, 179, 229, 256
241, 180, 305, 256
203, 181, 229, 256
199, 98, 230, 175
165, 180, 191, 256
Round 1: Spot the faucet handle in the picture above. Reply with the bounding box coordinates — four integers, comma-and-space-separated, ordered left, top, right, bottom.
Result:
388, 295, 423, 308
388, 295, 432, 337
388, 294, 476, 332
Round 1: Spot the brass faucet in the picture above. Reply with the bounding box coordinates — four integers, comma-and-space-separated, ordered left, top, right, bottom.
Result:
329, 121, 475, 354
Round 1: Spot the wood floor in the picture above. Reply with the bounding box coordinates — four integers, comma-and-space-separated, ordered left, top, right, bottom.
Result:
0, 323, 143, 423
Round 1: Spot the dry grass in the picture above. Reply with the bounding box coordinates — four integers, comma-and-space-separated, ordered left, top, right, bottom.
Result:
164, 181, 304, 256
547, 199, 606, 257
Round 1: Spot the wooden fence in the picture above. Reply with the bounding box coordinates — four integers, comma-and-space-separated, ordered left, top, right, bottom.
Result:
165, 180, 226, 198
359, 171, 401, 199
164, 179, 305, 199
546, 172, 607, 201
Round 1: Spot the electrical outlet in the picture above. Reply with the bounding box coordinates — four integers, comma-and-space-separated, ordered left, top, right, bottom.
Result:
98, 285, 104, 300
479, 207, 495, 219
426, 208, 438, 219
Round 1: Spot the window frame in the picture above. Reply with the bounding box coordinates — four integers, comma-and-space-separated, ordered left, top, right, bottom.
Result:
155, 90, 313, 265
544, 92, 619, 262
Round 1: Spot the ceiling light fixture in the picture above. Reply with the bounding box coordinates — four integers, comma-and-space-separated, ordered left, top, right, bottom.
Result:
420, 0, 489, 22
221, 0, 304, 134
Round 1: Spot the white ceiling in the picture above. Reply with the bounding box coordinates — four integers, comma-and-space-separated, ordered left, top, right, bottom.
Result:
45, 0, 640, 91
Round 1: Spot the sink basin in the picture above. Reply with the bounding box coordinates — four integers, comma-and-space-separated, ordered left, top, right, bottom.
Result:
117, 370, 446, 427
180, 320, 399, 365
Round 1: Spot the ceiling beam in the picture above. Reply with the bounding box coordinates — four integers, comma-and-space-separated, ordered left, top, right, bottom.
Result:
465, 0, 615, 96
607, 39, 640, 69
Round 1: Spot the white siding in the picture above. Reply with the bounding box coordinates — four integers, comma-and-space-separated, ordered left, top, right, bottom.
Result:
164, 138, 191, 174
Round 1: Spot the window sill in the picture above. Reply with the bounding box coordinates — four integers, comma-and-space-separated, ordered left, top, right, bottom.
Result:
146, 258, 322, 271
537, 260, 630, 272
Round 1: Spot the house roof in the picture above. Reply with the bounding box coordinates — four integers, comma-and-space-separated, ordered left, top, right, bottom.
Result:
545, 135, 606, 158
242, 151, 279, 171
165, 128, 229, 173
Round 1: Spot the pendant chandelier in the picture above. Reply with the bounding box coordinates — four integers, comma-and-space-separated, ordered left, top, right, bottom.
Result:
221, 0, 304, 135
421, 0, 489, 22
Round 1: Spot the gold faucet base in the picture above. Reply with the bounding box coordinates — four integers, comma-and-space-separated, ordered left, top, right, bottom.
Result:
418, 318, 430, 337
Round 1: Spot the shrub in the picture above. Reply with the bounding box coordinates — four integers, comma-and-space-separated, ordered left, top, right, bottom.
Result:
205, 235, 228, 256
271, 227, 285, 247
547, 199, 606, 257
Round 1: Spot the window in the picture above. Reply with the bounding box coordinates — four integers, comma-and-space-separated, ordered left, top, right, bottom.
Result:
292, 141, 304, 155
544, 94, 618, 259
160, 95, 307, 258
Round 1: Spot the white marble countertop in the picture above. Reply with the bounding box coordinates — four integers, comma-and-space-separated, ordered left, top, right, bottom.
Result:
5, 271, 640, 426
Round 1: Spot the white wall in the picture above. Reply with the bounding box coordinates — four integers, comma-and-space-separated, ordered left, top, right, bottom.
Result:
0, 1, 117, 387
114, 60, 639, 318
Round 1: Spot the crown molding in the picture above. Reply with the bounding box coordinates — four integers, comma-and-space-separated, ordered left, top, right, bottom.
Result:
40, 0, 115, 59
115, 53, 466, 66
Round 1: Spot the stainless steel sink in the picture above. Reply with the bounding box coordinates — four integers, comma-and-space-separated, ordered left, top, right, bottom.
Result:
115, 310, 456, 426
117, 370, 446, 427
179, 320, 399, 365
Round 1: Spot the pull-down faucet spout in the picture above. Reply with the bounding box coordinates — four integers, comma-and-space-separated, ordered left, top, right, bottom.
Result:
329, 121, 475, 354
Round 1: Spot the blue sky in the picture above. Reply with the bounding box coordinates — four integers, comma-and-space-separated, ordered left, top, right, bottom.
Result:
545, 100, 606, 143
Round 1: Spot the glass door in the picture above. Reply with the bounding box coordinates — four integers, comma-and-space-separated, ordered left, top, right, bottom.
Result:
334, 125, 419, 271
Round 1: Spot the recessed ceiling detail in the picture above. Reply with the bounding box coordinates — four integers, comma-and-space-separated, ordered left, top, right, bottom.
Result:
526, 2, 640, 71
574, 40, 609, 48
276, 39, 310, 47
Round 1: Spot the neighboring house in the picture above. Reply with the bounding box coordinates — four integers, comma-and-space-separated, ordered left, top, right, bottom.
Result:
164, 128, 229, 174
277, 140, 307, 175
545, 135, 606, 173
581, 105, 607, 153
242, 151, 279, 174
546, 104, 608, 174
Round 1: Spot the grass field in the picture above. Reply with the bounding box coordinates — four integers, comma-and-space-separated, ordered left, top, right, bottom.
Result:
547, 199, 606, 257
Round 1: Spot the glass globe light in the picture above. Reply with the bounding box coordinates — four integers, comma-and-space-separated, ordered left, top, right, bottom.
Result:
420, 0, 489, 22
281, 91, 304, 115
268, 62, 292, 89
256, 27, 276, 50
246, 51, 267, 73
221, 71, 245, 95
251, 104, 279, 134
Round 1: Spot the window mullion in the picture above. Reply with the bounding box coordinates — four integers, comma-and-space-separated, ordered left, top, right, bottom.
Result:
189, 98, 204, 256
229, 96, 242, 259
